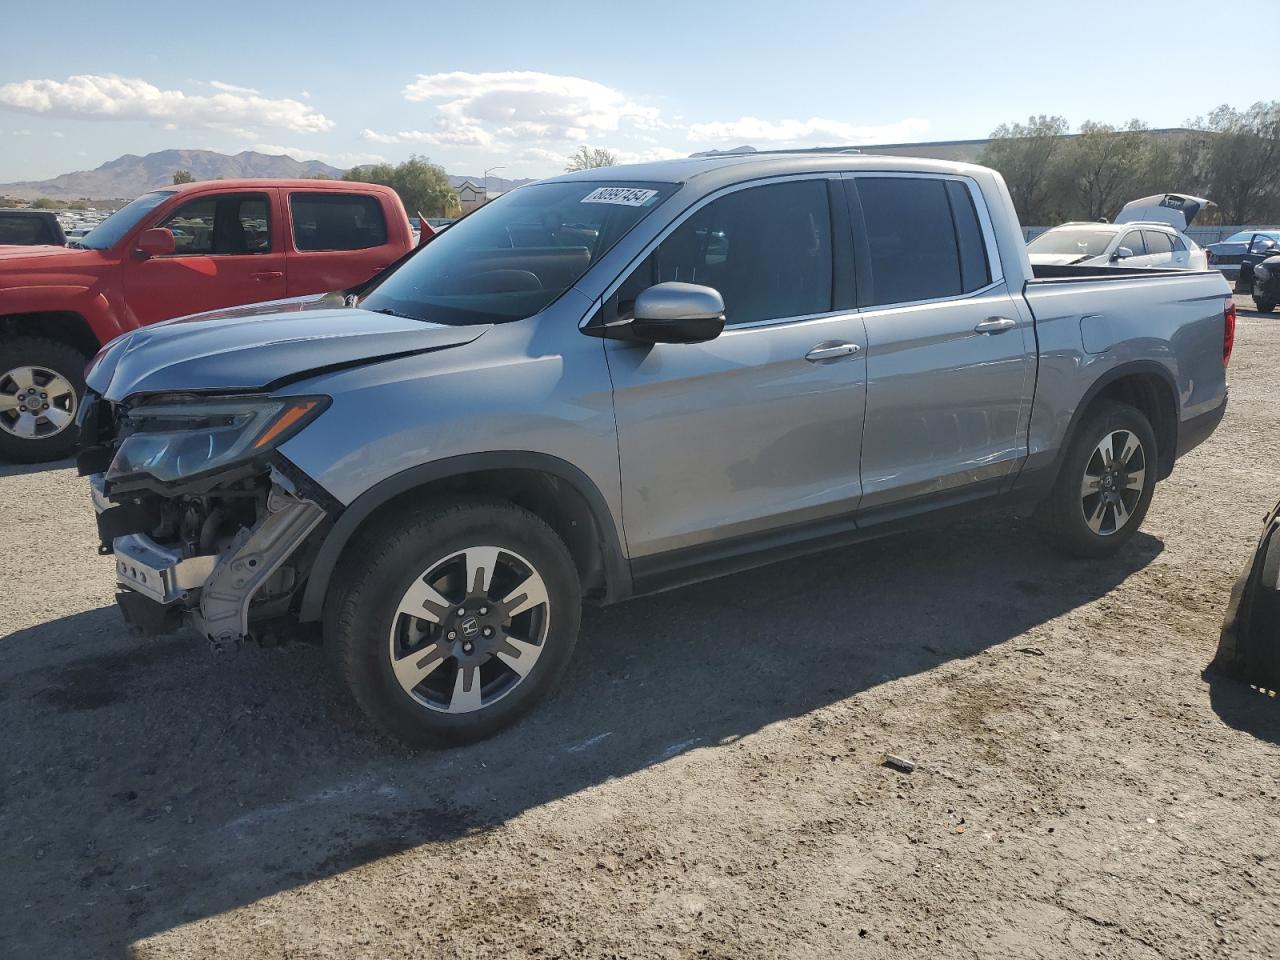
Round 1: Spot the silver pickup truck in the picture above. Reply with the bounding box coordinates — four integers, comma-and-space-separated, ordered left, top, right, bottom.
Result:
76, 153, 1233, 745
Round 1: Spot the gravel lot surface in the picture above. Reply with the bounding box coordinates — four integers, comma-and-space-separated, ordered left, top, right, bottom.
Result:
2, 297, 1278, 959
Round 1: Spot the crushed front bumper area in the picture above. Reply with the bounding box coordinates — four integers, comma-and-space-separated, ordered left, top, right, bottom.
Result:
94, 470, 327, 647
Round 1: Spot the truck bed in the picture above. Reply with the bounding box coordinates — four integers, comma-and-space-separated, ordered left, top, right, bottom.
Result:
1029, 263, 1186, 281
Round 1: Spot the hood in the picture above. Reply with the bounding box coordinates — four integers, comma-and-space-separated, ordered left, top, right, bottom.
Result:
0, 244, 95, 264
1114, 193, 1212, 231
1028, 252, 1102, 266
88, 294, 491, 400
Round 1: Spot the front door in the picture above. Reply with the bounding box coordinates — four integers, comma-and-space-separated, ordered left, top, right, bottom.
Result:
847, 174, 1035, 519
123, 190, 286, 326
605, 178, 867, 565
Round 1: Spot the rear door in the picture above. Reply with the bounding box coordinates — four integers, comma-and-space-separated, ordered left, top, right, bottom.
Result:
284, 190, 401, 295
605, 176, 869, 565
121, 190, 287, 326
847, 174, 1035, 520
1143, 229, 1177, 268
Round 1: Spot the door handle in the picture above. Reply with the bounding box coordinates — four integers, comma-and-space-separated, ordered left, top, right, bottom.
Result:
252, 270, 284, 281
974, 316, 1017, 334
805, 341, 861, 362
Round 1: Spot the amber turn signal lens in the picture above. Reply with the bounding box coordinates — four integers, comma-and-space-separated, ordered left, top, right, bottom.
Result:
253, 399, 320, 449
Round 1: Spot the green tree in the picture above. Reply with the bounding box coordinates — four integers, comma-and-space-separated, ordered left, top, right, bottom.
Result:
31, 197, 64, 209
345, 155, 457, 217
1060, 120, 1151, 221
979, 115, 1070, 224
1184, 102, 1280, 223
565, 146, 618, 172
172, 170, 196, 185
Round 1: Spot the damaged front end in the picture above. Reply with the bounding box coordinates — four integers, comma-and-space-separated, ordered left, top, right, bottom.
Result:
77, 389, 335, 648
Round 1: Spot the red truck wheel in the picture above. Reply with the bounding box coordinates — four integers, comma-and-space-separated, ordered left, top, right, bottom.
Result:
0, 337, 87, 463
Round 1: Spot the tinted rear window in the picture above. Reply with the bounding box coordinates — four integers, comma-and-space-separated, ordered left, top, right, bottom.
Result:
859, 177, 993, 306
0, 215, 51, 244
291, 193, 388, 251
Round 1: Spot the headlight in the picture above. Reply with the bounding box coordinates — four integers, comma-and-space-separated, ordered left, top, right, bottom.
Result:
106, 395, 328, 484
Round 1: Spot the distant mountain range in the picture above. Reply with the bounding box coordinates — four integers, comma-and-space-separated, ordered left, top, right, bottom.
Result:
0, 149, 535, 201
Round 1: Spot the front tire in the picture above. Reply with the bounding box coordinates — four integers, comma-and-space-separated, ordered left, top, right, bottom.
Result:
328, 497, 581, 747
1040, 400, 1157, 558
0, 337, 86, 463
1254, 297, 1277, 314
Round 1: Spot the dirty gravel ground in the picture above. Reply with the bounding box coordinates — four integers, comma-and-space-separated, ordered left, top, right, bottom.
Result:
2, 296, 1278, 960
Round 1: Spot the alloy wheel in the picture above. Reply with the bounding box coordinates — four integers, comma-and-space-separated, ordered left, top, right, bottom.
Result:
0, 365, 77, 440
1080, 429, 1146, 536
387, 545, 551, 713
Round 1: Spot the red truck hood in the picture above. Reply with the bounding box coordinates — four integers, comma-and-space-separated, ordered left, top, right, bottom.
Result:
0, 244, 96, 263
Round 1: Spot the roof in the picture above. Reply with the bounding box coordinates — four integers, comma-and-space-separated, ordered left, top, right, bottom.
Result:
1051, 221, 1177, 233
161, 178, 396, 194
546, 152, 987, 187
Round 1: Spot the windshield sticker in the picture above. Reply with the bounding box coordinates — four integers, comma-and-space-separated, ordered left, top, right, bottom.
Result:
580, 187, 659, 207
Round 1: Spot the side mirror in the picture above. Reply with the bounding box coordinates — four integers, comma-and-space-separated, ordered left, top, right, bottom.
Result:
136, 227, 176, 258
630, 282, 725, 344
1111, 246, 1134, 261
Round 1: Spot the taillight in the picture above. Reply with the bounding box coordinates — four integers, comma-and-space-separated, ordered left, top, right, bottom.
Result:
1223, 298, 1236, 366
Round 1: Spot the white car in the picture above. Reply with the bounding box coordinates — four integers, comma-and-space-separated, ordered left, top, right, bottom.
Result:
1028, 193, 1211, 271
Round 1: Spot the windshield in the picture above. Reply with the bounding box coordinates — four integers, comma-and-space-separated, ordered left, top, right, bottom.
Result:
1028, 228, 1116, 257
360, 180, 675, 326
76, 191, 175, 249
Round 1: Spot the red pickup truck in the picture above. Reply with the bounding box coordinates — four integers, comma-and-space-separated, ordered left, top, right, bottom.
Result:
0, 178, 414, 461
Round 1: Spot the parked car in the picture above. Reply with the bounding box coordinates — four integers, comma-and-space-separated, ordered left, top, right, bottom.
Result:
1028, 193, 1210, 271
1215, 495, 1280, 693
0, 209, 66, 247
78, 154, 1232, 746
1206, 229, 1280, 280
1237, 247, 1280, 312
0, 179, 414, 461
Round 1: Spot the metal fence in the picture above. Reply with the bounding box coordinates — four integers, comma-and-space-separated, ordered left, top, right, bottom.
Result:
1022, 225, 1280, 245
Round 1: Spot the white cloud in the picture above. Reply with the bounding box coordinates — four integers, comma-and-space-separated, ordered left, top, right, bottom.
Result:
251, 143, 386, 167
688, 116, 929, 146
52, 130, 65, 138
610, 145, 687, 164
13, 128, 31, 136
361, 126, 494, 148
394, 71, 660, 147
0, 74, 333, 134
209, 80, 262, 96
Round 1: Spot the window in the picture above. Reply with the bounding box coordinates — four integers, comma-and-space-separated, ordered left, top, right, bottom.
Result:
1143, 231, 1173, 256
359, 180, 675, 326
857, 177, 990, 307
1028, 228, 1118, 258
291, 193, 388, 251
77, 191, 174, 250
1171, 236, 1187, 253
159, 194, 271, 255
1119, 232, 1146, 256
946, 180, 991, 292
0, 216, 53, 245
619, 179, 833, 326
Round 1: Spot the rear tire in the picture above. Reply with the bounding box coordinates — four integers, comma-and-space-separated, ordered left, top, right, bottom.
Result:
0, 337, 87, 463
1040, 400, 1157, 558
327, 497, 581, 747
1254, 298, 1276, 314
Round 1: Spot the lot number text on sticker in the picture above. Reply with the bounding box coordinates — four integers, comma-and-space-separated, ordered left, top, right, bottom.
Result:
581, 187, 659, 207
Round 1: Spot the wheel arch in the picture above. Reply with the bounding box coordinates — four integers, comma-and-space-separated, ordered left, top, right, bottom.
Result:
297, 451, 632, 622
0, 311, 101, 358
1056, 361, 1181, 483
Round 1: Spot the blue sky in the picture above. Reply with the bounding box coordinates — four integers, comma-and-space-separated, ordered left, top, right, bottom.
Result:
0, 0, 1241, 183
